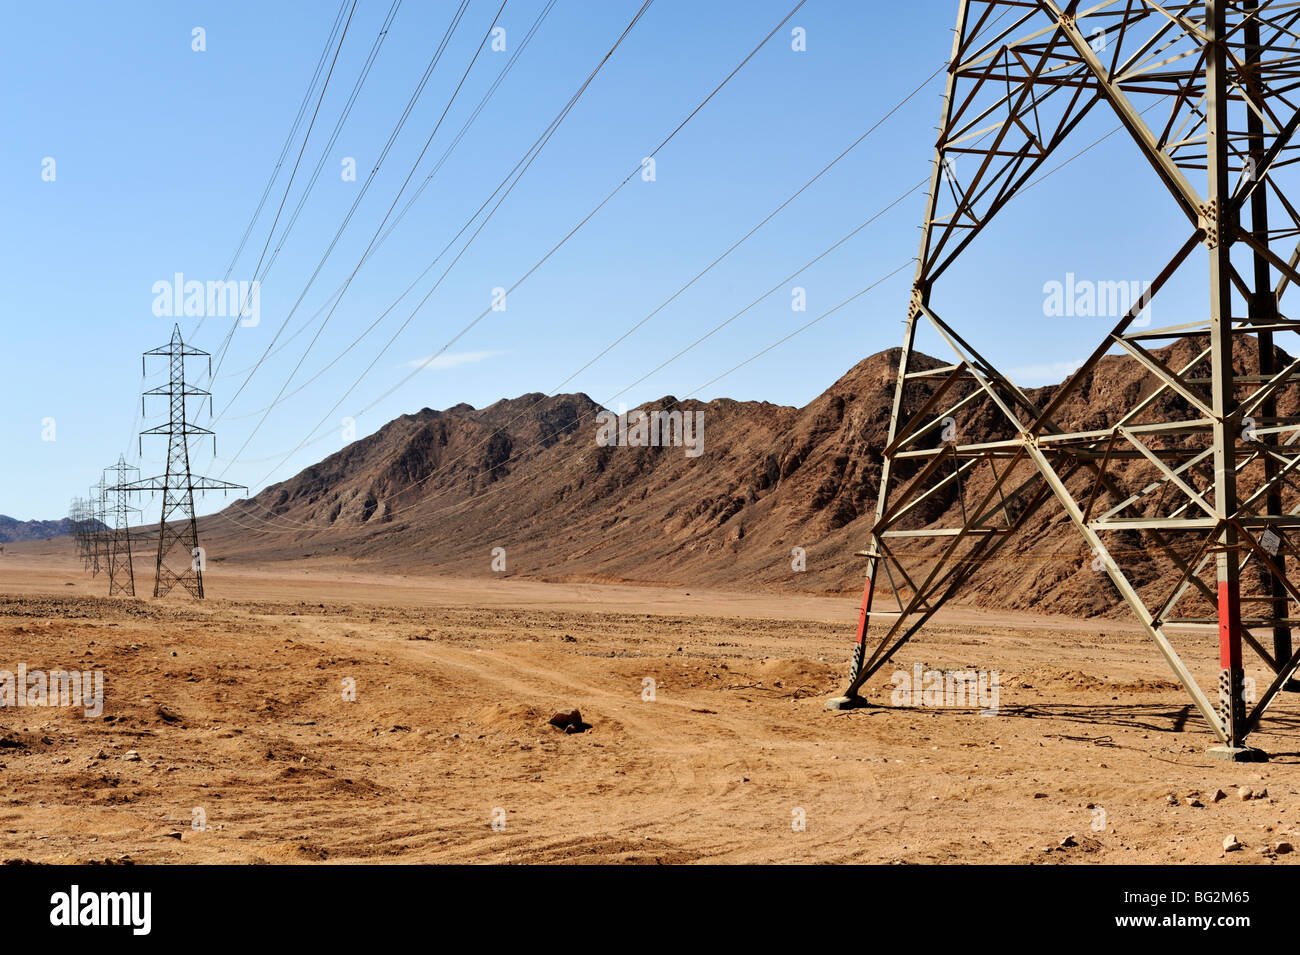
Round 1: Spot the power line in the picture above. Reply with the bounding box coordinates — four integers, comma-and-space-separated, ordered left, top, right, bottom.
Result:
224, 0, 802, 490
220, 183, 919, 532
212, 0, 660, 484
193, 0, 350, 340
212, 0, 475, 412
215, 0, 512, 466
205, 0, 364, 377
214, 0, 559, 391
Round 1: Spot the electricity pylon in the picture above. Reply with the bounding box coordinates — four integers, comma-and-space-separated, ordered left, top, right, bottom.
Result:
68, 496, 93, 570
833, 0, 1300, 760
88, 479, 108, 576
112, 325, 245, 598
102, 455, 140, 596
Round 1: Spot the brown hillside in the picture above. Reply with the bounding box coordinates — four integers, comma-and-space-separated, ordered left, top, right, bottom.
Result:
198, 338, 1300, 618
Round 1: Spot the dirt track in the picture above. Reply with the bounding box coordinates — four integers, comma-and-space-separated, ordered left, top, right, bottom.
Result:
1, 551, 1298, 864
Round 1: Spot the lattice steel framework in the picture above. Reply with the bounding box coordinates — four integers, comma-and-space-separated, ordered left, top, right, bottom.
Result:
102, 455, 140, 597
834, 0, 1300, 758
68, 496, 95, 572
88, 479, 108, 577
112, 325, 245, 598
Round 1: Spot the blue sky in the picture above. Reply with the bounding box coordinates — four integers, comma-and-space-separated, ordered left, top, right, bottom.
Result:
1, 0, 1196, 519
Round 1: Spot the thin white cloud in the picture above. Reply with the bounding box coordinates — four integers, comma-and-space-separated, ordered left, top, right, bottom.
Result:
405, 350, 509, 371
1003, 359, 1084, 387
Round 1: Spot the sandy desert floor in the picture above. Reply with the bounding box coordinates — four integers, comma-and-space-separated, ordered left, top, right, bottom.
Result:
1, 550, 1299, 864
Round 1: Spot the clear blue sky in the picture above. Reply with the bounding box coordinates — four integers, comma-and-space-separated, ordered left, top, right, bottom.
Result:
1, 0, 1195, 520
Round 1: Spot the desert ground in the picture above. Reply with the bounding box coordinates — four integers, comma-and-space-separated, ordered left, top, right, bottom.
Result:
1, 548, 1298, 864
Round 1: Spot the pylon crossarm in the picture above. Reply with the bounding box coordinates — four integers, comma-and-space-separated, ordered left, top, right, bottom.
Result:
1022, 440, 1228, 741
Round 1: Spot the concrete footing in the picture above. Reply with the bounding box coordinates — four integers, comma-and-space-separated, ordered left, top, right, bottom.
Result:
825, 695, 869, 711
1206, 744, 1269, 763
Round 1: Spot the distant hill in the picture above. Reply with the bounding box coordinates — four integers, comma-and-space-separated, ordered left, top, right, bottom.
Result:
187, 339, 1300, 618
0, 515, 90, 543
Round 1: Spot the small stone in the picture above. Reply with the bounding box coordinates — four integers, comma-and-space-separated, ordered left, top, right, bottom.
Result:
1166, 794, 1179, 806
1275, 841, 1293, 854
1189, 797, 1204, 808
1211, 789, 1227, 803
1223, 833, 1242, 852
123, 750, 141, 762
1257, 787, 1269, 799
1033, 792, 1047, 799
1238, 786, 1253, 801
1059, 834, 1078, 848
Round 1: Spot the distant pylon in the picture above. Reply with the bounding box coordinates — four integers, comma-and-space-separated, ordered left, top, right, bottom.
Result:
88, 479, 108, 576
112, 325, 245, 598
103, 455, 140, 597
68, 496, 93, 570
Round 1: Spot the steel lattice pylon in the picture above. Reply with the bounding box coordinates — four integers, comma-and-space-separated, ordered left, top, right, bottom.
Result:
88, 479, 108, 577
112, 325, 245, 599
102, 455, 140, 597
832, 0, 1300, 758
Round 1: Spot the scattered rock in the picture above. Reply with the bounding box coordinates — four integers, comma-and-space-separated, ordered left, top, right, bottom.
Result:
1257, 787, 1269, 799
1165, 794, 1179, 806
122, 751, 141, 762
1211, 789, 1227, 803
1223, 833, 1242, 852
1275, 841, 1293, 855
1188, 797, 1204, 808
1059, 834, 1078, 848
547, 709, 590, 733
1238, 786, 1253, 801
155, 704, 181, 724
